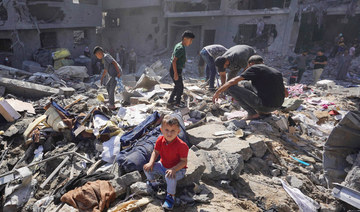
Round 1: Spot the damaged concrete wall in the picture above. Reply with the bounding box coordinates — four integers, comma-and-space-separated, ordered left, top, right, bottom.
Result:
101, 6, 166, 56
0, 28, 98, 69
0, 0, 102, 69
0, 0, 102, 30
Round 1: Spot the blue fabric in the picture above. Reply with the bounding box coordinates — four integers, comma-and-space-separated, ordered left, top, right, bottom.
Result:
120, 111, 160, 147
117, 112, 189, 174
51, 100, 71, 117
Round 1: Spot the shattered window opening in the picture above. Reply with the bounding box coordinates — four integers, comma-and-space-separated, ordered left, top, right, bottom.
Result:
233, 24, 277, 49
40, 32, 57, 49
27, 3, 65, 23
73, 30, 86, 45
0, 39, 13, 52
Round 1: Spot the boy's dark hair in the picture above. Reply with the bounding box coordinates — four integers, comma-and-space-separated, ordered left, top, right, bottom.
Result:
93, 46, 104, 55
162, 114, 180, 127
215, 56, 226, 72
290, 66, 298, 70
248, 55, 264, 64
182, 30, 195, 39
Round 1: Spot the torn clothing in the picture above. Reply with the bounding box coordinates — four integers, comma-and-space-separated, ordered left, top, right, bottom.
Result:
61, 180, 116, 212
54, 171, 115, 204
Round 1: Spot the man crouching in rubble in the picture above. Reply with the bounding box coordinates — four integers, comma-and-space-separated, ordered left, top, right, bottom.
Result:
93, 46, 122, 110
213, 55, 288, 120
143, 114, 189, 210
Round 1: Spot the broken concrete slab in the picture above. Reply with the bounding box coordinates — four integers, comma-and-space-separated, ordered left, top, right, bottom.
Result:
187, 124, 228, 145
130, 182, 154, 196
0, 64, 33, 76
110, 171, 142, 198
122, 75, 137, 87
6, 99, 35, 114
224, 119, 247, 131
286, 175, 303, 189
216, 138, 253, 161
197, 150, 244, 181
0, 98, 21, 122
0, 78, 60, 99
134, 74, 159, 90
282, 98, 304, 112
246, 135, 268, 158
196, 139, 217, 150
0, 86, 5, 97
178, 148, 206, 187
59, 87, 75, 97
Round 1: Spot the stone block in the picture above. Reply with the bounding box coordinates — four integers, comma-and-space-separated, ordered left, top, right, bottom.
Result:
247, 135, 268, 158
216, 138, 253, 161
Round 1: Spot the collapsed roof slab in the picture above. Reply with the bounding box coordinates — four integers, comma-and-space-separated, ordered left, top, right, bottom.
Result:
0, 77, 60, 99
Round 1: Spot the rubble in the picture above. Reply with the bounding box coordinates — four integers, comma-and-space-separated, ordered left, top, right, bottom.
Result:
0, 51, 359, 212
0, 78, 60, 99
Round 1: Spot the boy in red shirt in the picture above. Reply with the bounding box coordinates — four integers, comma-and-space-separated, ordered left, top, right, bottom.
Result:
143, 114, 189, 210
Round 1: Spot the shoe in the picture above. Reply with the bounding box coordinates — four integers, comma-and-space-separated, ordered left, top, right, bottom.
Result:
174, 102, 186, 108
167, 99, 176, 105
162, 194, 175, 210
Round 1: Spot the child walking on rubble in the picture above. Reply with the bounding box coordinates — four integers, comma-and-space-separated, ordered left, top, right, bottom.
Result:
167, 30, 195, 108
93, 46, 122, 110
143, 115, 189, 210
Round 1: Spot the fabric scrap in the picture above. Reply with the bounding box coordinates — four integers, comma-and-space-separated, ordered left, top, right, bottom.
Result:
61, 180, 116, 212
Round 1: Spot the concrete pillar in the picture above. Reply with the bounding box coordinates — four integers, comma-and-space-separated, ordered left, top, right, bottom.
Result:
281, 0, 299, 55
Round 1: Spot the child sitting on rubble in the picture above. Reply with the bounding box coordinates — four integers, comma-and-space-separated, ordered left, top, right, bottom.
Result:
143, 114, 189, 210
93, 46, 122, 110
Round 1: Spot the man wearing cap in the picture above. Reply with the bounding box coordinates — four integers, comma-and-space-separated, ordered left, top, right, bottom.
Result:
213, 55, 288, 120
214, 45, 256, 85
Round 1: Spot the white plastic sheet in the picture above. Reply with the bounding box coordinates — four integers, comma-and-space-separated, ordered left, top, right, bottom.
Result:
101, 135, 121, 163
280, 179, 320, 212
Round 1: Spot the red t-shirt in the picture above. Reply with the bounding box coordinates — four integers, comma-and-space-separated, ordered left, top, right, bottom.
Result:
154, 135, 189, 169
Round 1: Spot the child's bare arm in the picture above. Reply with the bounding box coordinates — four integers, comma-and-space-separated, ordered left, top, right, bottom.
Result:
172, 157, 187, 171
165, 157, 187, 178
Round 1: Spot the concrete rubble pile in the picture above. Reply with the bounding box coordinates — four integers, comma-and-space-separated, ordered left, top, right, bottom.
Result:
0, 54, 359, 212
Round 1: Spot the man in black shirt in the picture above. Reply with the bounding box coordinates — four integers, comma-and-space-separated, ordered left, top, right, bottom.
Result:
213, 55, 288, 120
312, 50, 327, 84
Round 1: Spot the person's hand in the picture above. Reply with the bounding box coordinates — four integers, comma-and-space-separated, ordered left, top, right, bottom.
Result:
117, 73, 121, 78
174, 73, 179, 81
165, 169, 176, 179
143, 163, 154, 172
100, 80, 103, 86
213, 91, 220, 103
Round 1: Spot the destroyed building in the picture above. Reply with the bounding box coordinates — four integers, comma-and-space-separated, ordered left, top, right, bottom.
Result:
101, 0, 360, 58
1, 0, 360, 67
0, 1, 360, 212
0, 0, 102, 69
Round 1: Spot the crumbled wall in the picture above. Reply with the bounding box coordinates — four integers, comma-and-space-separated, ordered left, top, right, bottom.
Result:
101, 6, 166, 56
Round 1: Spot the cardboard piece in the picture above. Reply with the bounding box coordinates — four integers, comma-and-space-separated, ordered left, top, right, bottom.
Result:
0, 98, 21, 122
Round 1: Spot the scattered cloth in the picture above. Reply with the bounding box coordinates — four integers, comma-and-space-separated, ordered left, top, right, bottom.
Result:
61, 180, 116, 212
54, 171, 115, 204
